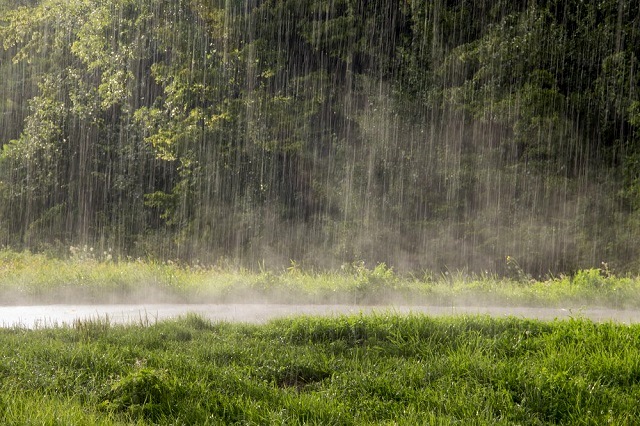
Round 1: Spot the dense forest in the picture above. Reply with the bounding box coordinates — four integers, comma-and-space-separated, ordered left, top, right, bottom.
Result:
1, 0, 639, 275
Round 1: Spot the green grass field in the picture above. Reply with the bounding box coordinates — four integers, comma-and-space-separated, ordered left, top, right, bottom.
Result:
1, 249, 639, 308
1, 250, 640, 423
1, 313, 639, 424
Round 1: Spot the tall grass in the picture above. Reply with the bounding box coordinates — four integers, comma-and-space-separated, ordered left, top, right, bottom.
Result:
1, 249, 640, 307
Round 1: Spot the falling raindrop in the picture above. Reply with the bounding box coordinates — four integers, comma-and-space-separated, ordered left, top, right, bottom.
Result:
0, 0, 639, 276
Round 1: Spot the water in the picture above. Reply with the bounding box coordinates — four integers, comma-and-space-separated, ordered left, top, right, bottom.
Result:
3, 304, 640, 329
1, 1, 639, 276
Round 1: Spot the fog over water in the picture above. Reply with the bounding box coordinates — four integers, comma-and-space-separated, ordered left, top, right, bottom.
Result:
3, 304, 640, 329
1, 1, 639, 277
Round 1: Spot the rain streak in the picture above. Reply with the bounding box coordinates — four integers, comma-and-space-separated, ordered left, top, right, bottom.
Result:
1, 0, 639, 277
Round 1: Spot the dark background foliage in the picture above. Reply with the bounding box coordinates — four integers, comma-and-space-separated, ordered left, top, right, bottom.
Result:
1, 0, 639, 275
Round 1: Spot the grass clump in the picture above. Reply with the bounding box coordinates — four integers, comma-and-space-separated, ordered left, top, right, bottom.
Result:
99, 368, 178, 421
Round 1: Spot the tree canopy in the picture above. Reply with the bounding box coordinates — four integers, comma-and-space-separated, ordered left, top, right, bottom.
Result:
1, 0, 639, 274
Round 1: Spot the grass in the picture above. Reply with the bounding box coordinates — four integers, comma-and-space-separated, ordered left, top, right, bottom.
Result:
3, 249, 638, 423
1, 249, 640, 308
0, 313, 639, 424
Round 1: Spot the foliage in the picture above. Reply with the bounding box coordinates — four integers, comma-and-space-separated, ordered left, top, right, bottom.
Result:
1, 0, 639, 274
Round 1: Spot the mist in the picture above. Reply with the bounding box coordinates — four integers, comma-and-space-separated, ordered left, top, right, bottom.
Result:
1, 0, 639, 277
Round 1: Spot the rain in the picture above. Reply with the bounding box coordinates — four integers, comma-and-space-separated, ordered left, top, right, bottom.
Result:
4, 4, 640, 423
1, 0, 639, 277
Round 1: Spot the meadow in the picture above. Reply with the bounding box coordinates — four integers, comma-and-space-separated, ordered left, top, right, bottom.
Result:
1, 249, 639, 308
2, 250, 640, 423
1, 313, 639, 424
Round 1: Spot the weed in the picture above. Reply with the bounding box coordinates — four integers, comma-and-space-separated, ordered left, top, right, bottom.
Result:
73, 316, 111, 342
505, 256, 530, 283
